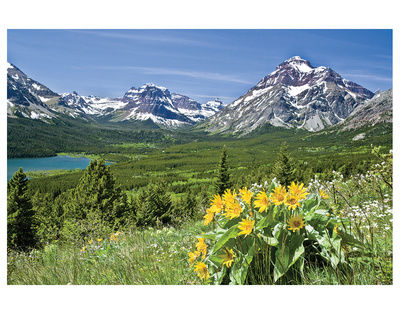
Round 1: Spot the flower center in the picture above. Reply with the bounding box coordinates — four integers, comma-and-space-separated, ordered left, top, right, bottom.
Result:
293, 220, 301, 227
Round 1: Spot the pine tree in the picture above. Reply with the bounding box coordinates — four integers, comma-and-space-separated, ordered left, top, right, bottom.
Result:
173, 187, 198, 223
214, 145, 231, 195
7, 168, 36, 250
32, 191, 63, 245
135, 182, 173, 227
63, 159, 128, 230
272, 142, 296, 186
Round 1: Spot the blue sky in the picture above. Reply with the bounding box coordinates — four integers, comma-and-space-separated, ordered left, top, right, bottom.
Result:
7, 29, 392, 104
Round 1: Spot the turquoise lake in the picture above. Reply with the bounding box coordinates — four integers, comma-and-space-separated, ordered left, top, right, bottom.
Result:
7, 155, 102, 181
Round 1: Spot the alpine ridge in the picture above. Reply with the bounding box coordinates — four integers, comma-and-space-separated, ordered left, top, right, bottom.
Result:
61, 84, 225, 127
204, 56, 376, 133
7, 62, 225, 127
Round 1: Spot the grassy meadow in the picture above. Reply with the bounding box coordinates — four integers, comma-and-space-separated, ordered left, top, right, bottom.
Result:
7, 143, 393, 285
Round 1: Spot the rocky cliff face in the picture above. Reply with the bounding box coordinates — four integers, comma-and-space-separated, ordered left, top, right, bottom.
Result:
172, 94, 225, 122
117, 84, 192, 126
7, 63, 58, 119
7, 63, 89, 120
204, 56, 375, 133
61, 84, 226, 126
339, 89, 392, 131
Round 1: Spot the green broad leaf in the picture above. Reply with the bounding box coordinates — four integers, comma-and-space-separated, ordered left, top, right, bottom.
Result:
229, 261, 242, 285
257, 233, 279, 246
272, 204, 283, 220
216, 214, 229, 227
273, 245, 289, 282
254, 209, 266, 220
222, 216, 241, 229
305, 208, 330, 226
255, 213, 273, 230
306, 225, 339, 265
314, 209, 329, 216
209, 265, 227, 285
241, 241, 255, 283
229, 241, 255, 285
329, 235, 344, 268
273, 233, 305, 282
339, 229, 365, 249
302, 196, 320, 214
295, 254, 305, 277
196, 230, 220, 241
212, 224, 240, 253
272, 221, 284, 239
288, 234, 305, 268
305, 224, 319, 240
209, 254, 224, 268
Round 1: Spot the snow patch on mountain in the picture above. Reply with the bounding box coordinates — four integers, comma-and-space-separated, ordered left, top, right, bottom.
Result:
205, 56, 375, 134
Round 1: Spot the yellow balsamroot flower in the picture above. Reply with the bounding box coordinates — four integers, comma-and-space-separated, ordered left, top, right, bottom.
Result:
219, 248, 235, 268
287, 214, 305, 232
188, 251, 200, 266
80, 246, 86, 253
238, 218, 255, 237
110, 233, 119, 243
319, 189, 329, 199
223, 189, 237, 205
284, 193, 301, 210
334, 225, 339, 234
209, 194, 224, 213
88, 239, 93, 245
223, 200, 243, 220
254, 191, 270, 213
196, 238, 207, 259
239, 187, 253, 205
97, 238, 102, 242
203, 208, 214, 225
194, 262, 210, 281
288, 182, 309, 200
270, 185, 287, 206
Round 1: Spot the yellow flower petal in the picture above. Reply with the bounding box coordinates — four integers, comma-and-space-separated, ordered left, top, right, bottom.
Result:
238, 218, 255, 237
287, 214, 305, 232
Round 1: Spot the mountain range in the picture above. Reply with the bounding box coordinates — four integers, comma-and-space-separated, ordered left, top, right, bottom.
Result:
7, 57, 392, 133
7, 62, 225, 127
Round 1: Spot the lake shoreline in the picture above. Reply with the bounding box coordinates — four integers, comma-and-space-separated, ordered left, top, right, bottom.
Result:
7, 155, 111, 181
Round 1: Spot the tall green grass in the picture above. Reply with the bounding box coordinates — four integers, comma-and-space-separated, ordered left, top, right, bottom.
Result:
8, 222, 209, 285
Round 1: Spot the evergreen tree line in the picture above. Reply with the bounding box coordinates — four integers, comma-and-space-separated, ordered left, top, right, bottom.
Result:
7, 143, 376, 251
7, 160, 204, 251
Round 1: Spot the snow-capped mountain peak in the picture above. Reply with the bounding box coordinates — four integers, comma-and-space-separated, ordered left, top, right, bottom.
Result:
58, 84, 226, 127
277, 56, 314, 73
205, 56, 376, 133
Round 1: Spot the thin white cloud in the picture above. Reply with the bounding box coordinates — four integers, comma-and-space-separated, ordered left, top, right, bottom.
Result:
68, 29, 222, 48
86, 65, 253, 84
342, 73, 392, 82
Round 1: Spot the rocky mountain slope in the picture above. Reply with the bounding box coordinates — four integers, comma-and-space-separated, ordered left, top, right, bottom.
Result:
7, 62, 225, 127
203, 56, 376, 134
62, 84, 225, 127
7, 63, 65, 120
8, 58, 391, 133
339, 88, 392, 131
